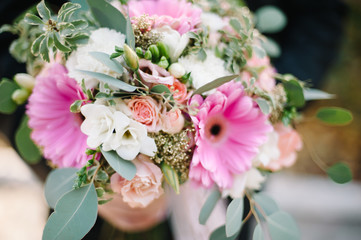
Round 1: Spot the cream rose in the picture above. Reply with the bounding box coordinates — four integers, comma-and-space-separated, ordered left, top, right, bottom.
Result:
110, 154, 164, 208
161, 109, 185, 134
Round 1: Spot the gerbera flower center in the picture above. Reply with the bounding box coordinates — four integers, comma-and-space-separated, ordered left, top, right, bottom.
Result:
204, 115, 228, 144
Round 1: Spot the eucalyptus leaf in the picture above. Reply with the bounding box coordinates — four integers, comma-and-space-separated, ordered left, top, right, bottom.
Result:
126, 15, 135, 49
44, 168, 78, 209
261, 37, 281, 58
315, 107, 353, 126
42, 184, 98, 240
0, 79, 18, 114
87, 0, 127, 33
267, 211, 300, 240
256, 6, 287, 33
210, 225, 239, 240
252, 224, 264, 240
256, 98, 271, 114
161, 163, 180, 194
77, 70, 137, 92
89, 52, 124, 75
327, 162, 352, 184
199, 189, 221, 225
151, 84, 173, 101
100, 148, 136, 181
193, 75, 238, 96
15, 116, 41, 164
303, 88, 336, 101
283, 79, 305, 107
37, 0, 51, 21
226, 198, 244, 237
253, 193, 279, 220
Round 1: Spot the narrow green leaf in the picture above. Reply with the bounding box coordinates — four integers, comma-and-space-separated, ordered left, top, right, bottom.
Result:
40, 35, 50, 62
59, 22, 76, 36
199, 189, 221, 225
316, 107, 353, 126
31, 34, 46, 56
98, 198, 113, 205
54, 33, 71, 52
15, 116, 41, 164
44, 168, 78, 209
65, 33, 89, 45
303, 88, 335, 101
37, 0, 51, 21
126, 15, 135, 49
77, 70, 137, 92
193, 75, 239, 96
256, 98, 270, 114
87, 0, 127, 33
283, 79, 305, 107
267, 211, 300, 240
0, 79, 18, 114
327, 162, 352, 184
71, 19, 88, 30
229, 18, 242, 33
226, 198, 244, 237
210, 225, 239, 240
161, 163, 180, 194
58, 2, 81, 22
100, 148, 136, 181
253, 193, 279, 220
110, 52, 122, 59
89, 52, 124, 75
24, 13, 44, 25
42, 184, 98, 240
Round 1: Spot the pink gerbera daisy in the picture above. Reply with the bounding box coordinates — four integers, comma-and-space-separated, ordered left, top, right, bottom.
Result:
188, 81, 272, 189
26, 63, 89, 168
128, 0, 202, 34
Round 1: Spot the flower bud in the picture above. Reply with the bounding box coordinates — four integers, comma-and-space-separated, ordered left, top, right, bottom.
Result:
157, 56, 169, 69
148, 45, 160, 62
123, 44, 139, 71
12, 88, 30, 105
14, 73, 35, 91
157, 42, 170, 59
135, 47, 144, 58
169, 63, 186, 78
144, 50, 152, 60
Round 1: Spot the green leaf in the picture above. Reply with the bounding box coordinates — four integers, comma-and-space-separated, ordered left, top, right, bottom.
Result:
255, 98, 270, 115
253, 193, 279, 220
31, 34, 46, 56
283, 79, 305, 108
252, 45, 266, 59
126, 15, 135, 49
252, 224, 263, 240
303, 88, 335, 101
0, 79, 18, 114
226, 198, 244, 237
96, 187, 105, 197
15, 116, 41, 164
65, 33, 89, 45
77, 70, 137, 92
267, 211, 300, 240
315, 107, 353, 126
98, 198, 113, 205
199, 189, 221, 225
151, 84, 173, 100
70, 100, 83, 112
44, 168, 78, 209
24, 13, 44, 25
255, 6, 287, 34
161, 163, 180, 194
197, 48, 207, 61
53, 33, 71, 52
71, 19, 88, 30
327, 162, 352, 184
229, 18, 242, 33
100, 148, 136, 181
40, 35, 50, 62
193, 75, 239, 96
58, 2, 81, 22
89, 52, 124, 75
42, 184, 98, 240
37, 0, 51, 21
210, 225, 239, 240
95, 170, 109, 182
261, 37, 281, 58
87, 0, 127, 33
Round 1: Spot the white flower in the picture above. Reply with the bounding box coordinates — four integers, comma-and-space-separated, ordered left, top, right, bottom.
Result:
168, 63, 186, 78
80, 104, 116, 148
222, 168, 266, 198
201, 12, 226, 33
152, 26, 189, 63
178, 50, 231, 92
66, 28, 126, 89
253, 131, 280, 167
102, 111, 157, 160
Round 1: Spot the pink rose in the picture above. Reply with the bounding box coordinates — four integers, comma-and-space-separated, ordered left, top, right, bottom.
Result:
161, 108, 185, 134
266, 124, 303, 171
167, 79, 189, 103
127, 96, 162, 132
110, 154, 164, 208
138, 59, 175, 85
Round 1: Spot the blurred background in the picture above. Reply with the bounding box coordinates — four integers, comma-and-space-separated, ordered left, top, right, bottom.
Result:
0, 0, 360, 239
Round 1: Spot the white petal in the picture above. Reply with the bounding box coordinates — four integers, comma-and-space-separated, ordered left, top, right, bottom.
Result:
116, 144, 141, 160
113, 111, 130, 131
140, 136, 157, 157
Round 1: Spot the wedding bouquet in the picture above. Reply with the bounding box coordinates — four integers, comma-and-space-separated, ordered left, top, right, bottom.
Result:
0, 0, 353, 239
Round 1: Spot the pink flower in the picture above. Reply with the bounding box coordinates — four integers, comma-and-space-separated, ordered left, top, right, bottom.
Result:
266, 123, 303, 171
161, 108, 185, 134
166, 79, 189, 104
188, 81, 272, 189
127, 96, 162, 132
138, 59, 175, 86
26, 63, 90, 168
128, 0, 202, 34
241, 54, 276, 92
110, 154, 164, 208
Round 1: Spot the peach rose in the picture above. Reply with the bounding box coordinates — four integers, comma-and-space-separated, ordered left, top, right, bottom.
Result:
266, 123, 303, 171
127, 96, 162, 132
167, 79, 189, 104
161, 108, 185, 134
110, 154, 164, 208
